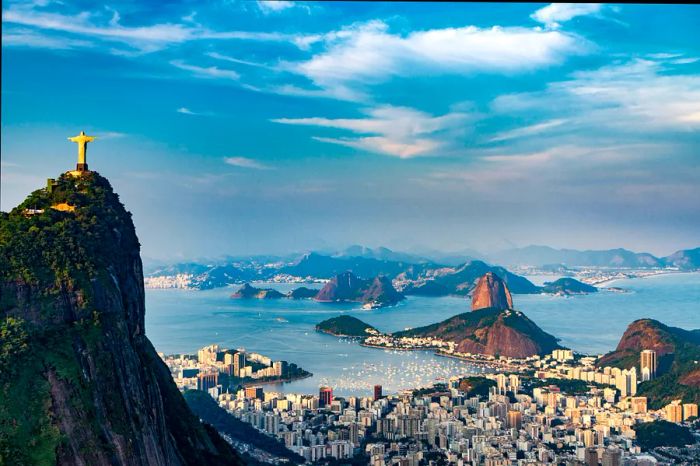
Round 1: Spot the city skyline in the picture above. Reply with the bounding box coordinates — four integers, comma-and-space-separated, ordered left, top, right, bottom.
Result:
2, 2, 700, 259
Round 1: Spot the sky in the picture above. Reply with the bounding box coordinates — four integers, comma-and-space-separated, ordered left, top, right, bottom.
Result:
1, 1, 699, 260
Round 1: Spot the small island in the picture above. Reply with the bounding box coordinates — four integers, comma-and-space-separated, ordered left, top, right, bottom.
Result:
288, 286, 320, 299
315, 315, 380, 337
541, 277, 598, 295
231, 283, 285, 299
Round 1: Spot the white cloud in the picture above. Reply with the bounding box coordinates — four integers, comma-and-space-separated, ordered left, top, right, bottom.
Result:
257, 1, 295, 14
273, 105, 472, 158
284, 20, 587, 101
531, 3, 603, 29
224, 157, 271, 170
171, 60, 240, 80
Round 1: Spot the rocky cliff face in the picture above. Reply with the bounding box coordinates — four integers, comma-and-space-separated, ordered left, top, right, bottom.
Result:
315, 271, 404, 306
395, 308, 560, 358
0, 172, 242, 465
598, 319, 679, 368
471, 272, 513, 311
361, 276, 404, 305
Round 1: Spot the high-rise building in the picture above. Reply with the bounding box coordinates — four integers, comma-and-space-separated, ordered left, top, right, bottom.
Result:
601, 447, 621, 466
496, 374, 507, 394
196, 371, 218, 392
616, 368, 637, 397
584, 447, 598, 466
630, 397, 647, 414
552, 349, 574, 361
507, 410, 522, 430
508, 374, 520, 393
225, 351, 246, 376
320, 386, 333, 407
245, 386, 264, 400
581, 429, 595, 448
348, 423, 359, 446
683, 403, 698, 420
197, 344, 220, 365
640, 350, 657, 381
665, 401, 683, 423
373, 384, 383, 401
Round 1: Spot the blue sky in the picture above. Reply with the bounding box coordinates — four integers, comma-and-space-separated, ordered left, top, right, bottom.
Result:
2, 1, 699, 260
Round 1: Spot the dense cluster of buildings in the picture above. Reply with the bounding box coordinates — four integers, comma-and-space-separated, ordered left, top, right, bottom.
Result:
161, 344, 288, 393
162, 345, 698, 464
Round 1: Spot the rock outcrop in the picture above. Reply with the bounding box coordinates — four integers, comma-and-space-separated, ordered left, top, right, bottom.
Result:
315, 271, 404, 307
0, 172, 242, 465
471, 272, 513, 311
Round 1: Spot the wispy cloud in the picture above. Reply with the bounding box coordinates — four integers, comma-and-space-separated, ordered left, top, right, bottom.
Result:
96, 131, 127, 139
170, 60, 240, 80
531, 3, 604, 29
176, 107, 213, 116
493, 57, 700, 132
428, 143, 666, 192
206, 52, 277, 70
224, 157, 272, 170
488, 119, 568, 143
2, 28, 94, 50
1, 3, 316, 55
273, 105, 473, 158
2, 6, 195, 53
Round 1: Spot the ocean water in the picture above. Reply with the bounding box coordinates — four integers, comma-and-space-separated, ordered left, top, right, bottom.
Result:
144, 273, 700, 396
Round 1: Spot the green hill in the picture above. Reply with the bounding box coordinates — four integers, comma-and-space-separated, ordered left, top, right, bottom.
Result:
541, 277, 598, 295
395, 307, 560, 358
0, 172, 242, 465
316, 315, 379, 337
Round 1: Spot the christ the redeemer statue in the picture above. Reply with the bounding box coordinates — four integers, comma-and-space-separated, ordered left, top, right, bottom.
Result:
68, 131, 96, 172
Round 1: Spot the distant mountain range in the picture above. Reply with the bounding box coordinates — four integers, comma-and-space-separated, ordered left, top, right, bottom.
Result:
144, 245, 700, 291
487, 245, 700, 269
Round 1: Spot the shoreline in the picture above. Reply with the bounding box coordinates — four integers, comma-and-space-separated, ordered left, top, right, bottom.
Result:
359, 342, 522, 372
585, 269, 691, 287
